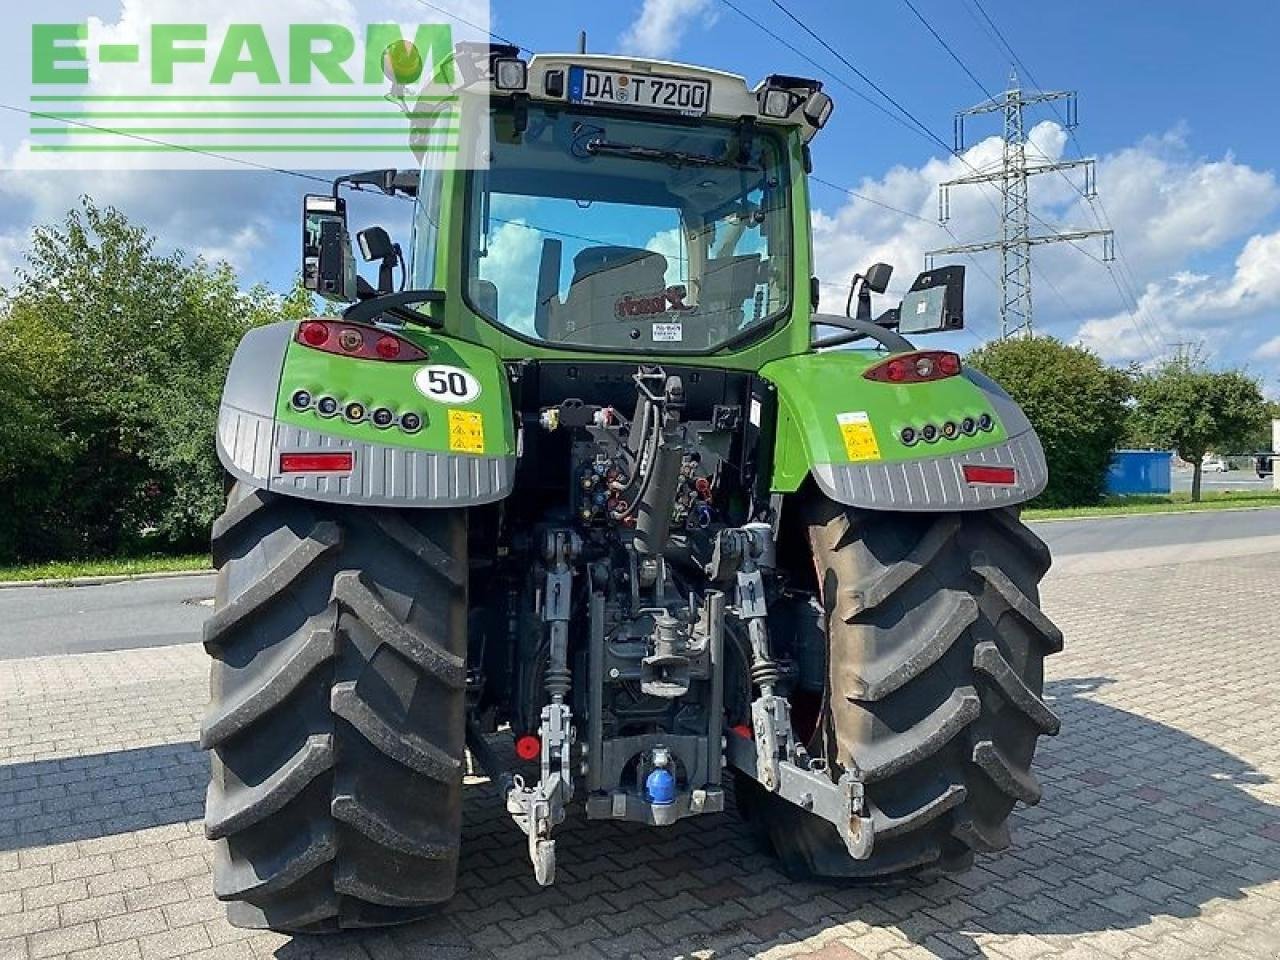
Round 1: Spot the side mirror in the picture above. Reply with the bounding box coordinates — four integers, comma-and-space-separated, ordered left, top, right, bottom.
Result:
356, 226, 404, 296
302, 194, 356, 303
898, 265, 965, 335
863, 262, 893, 294
357, 226, 395, 263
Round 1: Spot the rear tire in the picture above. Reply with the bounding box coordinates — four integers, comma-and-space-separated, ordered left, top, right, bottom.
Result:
742, 499, 1061, 881
201, 483, 468, 932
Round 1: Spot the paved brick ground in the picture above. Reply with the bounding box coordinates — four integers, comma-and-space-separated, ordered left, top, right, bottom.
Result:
0, 548, 1278, 960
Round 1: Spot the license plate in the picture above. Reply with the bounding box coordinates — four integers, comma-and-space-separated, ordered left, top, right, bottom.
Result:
568, 67, 711, 117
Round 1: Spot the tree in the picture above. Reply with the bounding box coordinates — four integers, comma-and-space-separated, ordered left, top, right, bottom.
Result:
0, 198, 315, 563
1130, 355, 1270, 501
967, 337, 1133, 507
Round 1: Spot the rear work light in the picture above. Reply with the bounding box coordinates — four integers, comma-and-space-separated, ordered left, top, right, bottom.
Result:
963, 464, 1017, 486
864, 351, 962, 384
279, 452, 354, 474
295, 321, 427, 363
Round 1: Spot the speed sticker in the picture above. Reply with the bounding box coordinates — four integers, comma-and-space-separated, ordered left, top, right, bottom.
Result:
414, 365, 482, 405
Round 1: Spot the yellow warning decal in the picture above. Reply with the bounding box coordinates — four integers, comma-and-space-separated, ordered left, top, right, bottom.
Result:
447, 410, 485, 454
837, 411, 881, 462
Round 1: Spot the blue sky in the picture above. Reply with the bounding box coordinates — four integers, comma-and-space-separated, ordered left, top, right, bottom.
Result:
3, 0, 1279, 391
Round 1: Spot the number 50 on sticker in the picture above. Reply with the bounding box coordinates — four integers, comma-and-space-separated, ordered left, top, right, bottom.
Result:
415, 365, 482, 404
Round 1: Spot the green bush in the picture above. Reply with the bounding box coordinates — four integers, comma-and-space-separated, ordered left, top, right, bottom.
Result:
0, 199, 314, 564
967, 337, 1133, 508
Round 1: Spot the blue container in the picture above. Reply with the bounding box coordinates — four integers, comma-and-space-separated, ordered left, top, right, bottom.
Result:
1106, 450, 1172, 495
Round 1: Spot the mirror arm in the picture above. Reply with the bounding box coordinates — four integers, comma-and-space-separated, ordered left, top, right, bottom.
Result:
343, 290, 446, 329
811, 314, 914, 352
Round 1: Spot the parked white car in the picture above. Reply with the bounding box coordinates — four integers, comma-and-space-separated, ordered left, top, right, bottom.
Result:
1202, 456, 1230, 473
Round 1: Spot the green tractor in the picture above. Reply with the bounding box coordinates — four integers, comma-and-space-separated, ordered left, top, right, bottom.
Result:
204, 45, 1061, 932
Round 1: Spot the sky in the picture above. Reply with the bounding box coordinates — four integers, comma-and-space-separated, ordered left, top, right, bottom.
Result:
3, 0, 1280, 393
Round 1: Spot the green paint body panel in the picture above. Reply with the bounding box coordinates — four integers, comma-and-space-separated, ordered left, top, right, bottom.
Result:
276, 331, 517, 458
760, 352, 1009, 493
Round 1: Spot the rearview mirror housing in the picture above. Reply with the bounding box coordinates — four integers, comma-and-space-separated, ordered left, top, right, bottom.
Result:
303, 195, 356, 303
898, 266, 965, 335
863, 262, 893, 294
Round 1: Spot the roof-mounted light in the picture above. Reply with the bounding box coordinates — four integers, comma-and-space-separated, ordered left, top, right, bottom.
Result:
494, 57, 528, 92
803, 90, 834, 129
455, 41, 527, 91
759, 87, 799, 119
757, 74, 825, 122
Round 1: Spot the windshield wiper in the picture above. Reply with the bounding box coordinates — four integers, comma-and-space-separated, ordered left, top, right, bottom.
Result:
585, 138, 759, 171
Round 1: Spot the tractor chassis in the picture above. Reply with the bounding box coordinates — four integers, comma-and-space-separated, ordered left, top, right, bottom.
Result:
470, 519, 877, 885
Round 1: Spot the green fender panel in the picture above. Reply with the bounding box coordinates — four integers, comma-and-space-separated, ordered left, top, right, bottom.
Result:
216, 321, 518, 507
760, 351, 1048, 511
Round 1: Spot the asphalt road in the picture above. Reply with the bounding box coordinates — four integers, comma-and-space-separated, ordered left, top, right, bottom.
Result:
1170, 465, 1274, 493
1038, 502, 1280, 555
0, 575, 215, 660
1, 507, 1279, 660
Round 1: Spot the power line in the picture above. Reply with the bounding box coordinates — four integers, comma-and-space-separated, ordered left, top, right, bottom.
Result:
715, 0, 932, 142
0, 103, 333, 186
409, 0, 530, 54
765, 0, 957, 156
961, 0, 1171, 351
927, 73, 1114, 339
896, 0, 996, 102
743, 3, 1110, 338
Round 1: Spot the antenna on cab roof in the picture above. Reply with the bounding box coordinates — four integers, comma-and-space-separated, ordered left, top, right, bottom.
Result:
578, 30, 587, 54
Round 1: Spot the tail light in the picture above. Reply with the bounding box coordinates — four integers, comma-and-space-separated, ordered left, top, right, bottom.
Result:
963, 464, 1017, 485
280, 452, 354, 474
295, 321, 427, 363
864, 351, 962, 384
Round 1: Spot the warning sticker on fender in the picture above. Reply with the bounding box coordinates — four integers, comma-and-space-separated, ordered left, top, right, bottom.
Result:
837, 411, 881, 462
448, 410, 485, 455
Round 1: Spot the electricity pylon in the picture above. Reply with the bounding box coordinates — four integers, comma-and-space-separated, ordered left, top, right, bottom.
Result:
927, 70, 1114, 339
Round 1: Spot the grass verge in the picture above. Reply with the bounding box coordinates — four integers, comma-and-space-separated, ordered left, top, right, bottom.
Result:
0, 553, 211, 584
1025, 489, 1280, 521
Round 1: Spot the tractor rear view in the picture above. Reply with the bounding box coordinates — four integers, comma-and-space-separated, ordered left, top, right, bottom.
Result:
203, 44, 1060, 932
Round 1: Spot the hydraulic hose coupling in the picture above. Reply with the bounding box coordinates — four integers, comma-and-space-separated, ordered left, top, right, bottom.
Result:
645, 768, 676, 806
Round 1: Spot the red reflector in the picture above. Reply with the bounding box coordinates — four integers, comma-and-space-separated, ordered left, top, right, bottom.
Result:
730, 724, 753, 740
375, 334, 401, 359
963, 464, 1017, 485
280, 452, 354, 474
515, 735, 541, 761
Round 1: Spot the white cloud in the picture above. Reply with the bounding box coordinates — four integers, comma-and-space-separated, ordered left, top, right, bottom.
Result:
1255, 335, 1280, 360
474, 218, 542, 333
645, 226, 687, 288
0, 168, 292, 279
618, 0, 717, 60
1076, 229, 1280, 362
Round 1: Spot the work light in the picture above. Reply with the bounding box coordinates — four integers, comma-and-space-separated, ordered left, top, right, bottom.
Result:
494, 57, 528, 92
758, 87, 798, 119
803, 90, 834, 129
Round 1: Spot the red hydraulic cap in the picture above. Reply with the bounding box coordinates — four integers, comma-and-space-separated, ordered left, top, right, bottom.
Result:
515, 734, 541, 761
730, 724, 753, 740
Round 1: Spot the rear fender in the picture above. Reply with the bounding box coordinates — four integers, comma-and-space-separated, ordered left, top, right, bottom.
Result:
760, 351, 1047, 510
216, 321, 517, 507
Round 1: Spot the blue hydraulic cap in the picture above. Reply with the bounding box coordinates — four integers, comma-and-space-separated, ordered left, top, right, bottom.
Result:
645, 768, 676, 806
